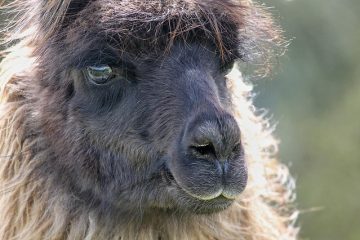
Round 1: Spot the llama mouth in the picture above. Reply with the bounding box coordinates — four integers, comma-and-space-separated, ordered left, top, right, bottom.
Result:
161, 166, 234, 213
192, 195, 233, 214
180, 191, 233, 214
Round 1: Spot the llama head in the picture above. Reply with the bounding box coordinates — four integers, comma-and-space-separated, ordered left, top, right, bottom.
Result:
7, 0, 284, 218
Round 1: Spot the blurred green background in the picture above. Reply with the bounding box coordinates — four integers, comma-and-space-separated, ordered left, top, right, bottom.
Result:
255, 0, 360, 239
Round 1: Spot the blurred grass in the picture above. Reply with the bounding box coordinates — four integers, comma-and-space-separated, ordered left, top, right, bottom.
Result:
256, 0, 360, 239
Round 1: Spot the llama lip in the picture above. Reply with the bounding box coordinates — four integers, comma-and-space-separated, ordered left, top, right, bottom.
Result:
175, 180, 235, 204
182, 193, 234, 214
162, 165, 234, 213
165, 154, 246, 201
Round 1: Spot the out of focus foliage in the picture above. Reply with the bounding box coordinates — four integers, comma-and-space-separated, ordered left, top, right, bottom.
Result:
256, 0, 360, 239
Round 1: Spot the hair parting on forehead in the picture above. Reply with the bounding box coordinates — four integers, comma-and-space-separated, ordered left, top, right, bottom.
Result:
0, 0, 297, 240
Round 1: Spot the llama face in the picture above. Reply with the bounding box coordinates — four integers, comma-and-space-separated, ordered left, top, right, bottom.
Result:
0, 1, 297, 238
36, 0, 248, 215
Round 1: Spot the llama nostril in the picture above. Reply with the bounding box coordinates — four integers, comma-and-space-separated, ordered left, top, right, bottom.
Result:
184, 112, 241, 161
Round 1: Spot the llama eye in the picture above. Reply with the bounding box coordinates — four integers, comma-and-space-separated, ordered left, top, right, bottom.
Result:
85, 65, 114, 85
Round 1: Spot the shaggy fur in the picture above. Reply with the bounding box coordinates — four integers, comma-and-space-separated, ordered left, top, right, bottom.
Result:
0, 0, 298, 239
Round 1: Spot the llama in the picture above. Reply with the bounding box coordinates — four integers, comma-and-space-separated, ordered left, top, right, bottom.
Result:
0, 0, 298, 239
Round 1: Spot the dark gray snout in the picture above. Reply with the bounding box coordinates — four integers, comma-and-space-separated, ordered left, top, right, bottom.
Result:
168, 110, 247, 202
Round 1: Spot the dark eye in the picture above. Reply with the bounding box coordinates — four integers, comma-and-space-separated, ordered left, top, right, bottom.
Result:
85, 65, 114, 85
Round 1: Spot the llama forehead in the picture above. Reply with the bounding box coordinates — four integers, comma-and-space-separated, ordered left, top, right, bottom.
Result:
71, 0, 247, 29
74, 0, 248, 14
62, 0, 245, 62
